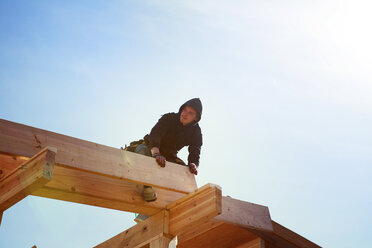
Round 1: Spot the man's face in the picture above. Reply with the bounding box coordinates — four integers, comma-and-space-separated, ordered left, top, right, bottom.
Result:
180, 106, 198, 126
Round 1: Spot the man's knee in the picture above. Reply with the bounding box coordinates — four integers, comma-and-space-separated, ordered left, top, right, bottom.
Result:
135, 144, 152, 156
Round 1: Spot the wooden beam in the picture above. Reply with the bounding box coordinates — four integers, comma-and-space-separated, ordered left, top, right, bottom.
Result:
244, 220, 321, 248
271, 221, 320, 248
0, 147, 56, 212
215, 196, 273, 232
0, 118, 197, 194
236, 237, 265, 248
31, 165, 185, 215
96, 184, 222, 247
167, 183, 222, 236
177, 219, 223, 244
94, 210, 170, 248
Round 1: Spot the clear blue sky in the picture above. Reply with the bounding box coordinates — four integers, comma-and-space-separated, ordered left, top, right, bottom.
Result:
1, 1, 371, 247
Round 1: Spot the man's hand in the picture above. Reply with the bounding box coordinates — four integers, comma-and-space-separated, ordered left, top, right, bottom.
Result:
188, 163, 198, 175
153, 153, 166, 167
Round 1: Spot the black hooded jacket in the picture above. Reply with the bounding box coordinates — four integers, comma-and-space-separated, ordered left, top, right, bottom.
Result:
144, 98, 203, 166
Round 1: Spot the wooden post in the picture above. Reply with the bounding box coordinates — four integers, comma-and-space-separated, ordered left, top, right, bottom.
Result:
149, 236, 172, 248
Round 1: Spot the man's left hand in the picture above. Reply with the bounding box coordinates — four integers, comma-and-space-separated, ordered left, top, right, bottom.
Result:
188, 163, 198, 175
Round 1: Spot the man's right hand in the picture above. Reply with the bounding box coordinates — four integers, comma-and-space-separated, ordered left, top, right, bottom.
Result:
153, 153, 166, 167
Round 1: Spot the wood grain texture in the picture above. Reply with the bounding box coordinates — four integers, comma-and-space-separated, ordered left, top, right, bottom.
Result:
0, 147, 56, 211
96, 184, 222, 247
168, 184, 222, 236
31, 165, 185, 215
177, 223, 258, 248
0, 153, 28, 180
149, 236, 172, 248
0, 118, 197, 193
94, 210, 170, 248
245, 220, 321, 248
215, 196, 273, 231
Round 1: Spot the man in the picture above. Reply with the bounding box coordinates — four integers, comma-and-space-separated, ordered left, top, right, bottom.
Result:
125, 98, 203, 202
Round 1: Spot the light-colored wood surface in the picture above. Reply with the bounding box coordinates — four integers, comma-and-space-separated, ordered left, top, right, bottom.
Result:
96, 184, 222, 247
31, 165, 185, 215
0, 147, 56, 212
215, 196, 273, 231
0, 118, 197, 193
177, 223, 259, 248
95, 210, 170, 248
167, 184, 222, 236
177, 219, 223, 243
149, 236, 172, 248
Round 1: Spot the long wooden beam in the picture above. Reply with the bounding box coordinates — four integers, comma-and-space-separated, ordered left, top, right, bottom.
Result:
0, 119, 197, 194
95, 184, 222, 248
0, 147, 56, 212
31, 165, 185, 215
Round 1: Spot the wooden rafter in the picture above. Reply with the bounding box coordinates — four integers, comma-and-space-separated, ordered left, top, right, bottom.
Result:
0, 147, 56, 213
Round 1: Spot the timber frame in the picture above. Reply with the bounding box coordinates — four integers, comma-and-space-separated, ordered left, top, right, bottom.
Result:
0, 119, 321, 248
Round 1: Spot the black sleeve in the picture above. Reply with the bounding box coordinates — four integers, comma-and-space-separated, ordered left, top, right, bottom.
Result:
146, 113, 172, 149
188, 126, 203, 166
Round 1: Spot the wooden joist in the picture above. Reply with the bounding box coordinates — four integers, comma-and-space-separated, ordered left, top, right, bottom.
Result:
0, 147, 56, 212
95, 184, 222, 248
215, 196, 273, 232
167, 183, 222, 236
31, 165, 184, 215
0, 119, 197, 194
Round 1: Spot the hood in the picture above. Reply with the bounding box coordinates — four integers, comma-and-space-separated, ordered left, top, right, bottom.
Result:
179, 98, 203, 122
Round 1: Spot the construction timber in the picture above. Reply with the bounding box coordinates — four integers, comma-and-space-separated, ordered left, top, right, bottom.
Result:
0, 119, 320, 248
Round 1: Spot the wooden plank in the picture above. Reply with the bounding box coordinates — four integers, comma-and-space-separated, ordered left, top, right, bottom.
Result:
167, 183, 222, 236
236, 237, 265, 248
31, 165, 185, 215
245, 221, 321, 248
0, 147, 56, 211
0, 118, 197, 193
149, 236, 172, 248
215, 196, 273, 232
271, 221, 320, 248
177, 223, 258, 248
94, 210, 170, 248
177, 219, 223, 243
